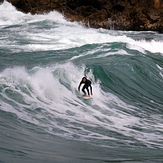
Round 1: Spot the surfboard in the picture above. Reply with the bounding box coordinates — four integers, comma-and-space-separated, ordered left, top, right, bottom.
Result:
83, 96, 92, 99
76, 90, 92, 99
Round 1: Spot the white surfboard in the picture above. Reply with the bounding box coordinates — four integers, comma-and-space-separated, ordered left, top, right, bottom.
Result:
83, 96, 92, 99
77, 91, 92, 99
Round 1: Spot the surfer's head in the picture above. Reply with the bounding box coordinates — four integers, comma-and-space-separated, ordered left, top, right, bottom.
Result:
82, 77, 87, 82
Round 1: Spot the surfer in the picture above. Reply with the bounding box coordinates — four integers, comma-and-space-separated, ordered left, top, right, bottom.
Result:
78, 77, 93, 97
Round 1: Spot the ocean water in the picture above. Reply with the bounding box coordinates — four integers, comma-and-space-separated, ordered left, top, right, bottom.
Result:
1, 1, 163, 163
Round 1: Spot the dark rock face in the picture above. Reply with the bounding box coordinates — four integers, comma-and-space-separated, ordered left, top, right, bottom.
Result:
5, 0, 163, 33
0, 0, 4, 3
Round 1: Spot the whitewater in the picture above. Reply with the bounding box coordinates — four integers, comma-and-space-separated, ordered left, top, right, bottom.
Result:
1, 1, 163, 163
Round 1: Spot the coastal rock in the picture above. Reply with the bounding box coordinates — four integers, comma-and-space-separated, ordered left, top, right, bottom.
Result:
5, 0, 163, 33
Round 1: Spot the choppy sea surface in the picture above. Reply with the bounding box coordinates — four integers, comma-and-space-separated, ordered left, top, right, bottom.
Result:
1, 1, 163, 163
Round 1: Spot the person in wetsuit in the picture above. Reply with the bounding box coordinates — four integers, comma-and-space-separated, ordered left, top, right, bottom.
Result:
78, 77, 93, 97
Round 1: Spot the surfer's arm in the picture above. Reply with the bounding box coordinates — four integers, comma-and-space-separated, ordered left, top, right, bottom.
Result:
78, 81, 82, 91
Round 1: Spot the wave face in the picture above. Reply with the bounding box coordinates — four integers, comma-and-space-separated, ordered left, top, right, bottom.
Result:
1, 1, 163, 163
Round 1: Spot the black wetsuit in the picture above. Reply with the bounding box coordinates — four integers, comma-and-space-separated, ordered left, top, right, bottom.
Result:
78, 79, 92, 95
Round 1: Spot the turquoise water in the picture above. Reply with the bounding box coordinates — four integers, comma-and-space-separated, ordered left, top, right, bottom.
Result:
1, 1, 163, 162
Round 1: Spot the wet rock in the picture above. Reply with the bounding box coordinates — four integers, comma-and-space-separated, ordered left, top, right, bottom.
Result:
0, 0, 4, 3
4, 0, 163, 33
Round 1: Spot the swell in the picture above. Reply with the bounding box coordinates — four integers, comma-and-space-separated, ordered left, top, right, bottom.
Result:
95, 54, 163, 111
1, 55, 163, 148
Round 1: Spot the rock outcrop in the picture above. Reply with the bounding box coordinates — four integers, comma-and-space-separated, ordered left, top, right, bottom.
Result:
5, 0, 163, 33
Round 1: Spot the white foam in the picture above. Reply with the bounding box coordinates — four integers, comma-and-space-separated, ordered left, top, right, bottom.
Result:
1, 1, 163, 55
127, 39, 163, 54
0, 1, 67, 26
0, 1, 26, 26
1, 63, 163, 147
1, 1, 163, 147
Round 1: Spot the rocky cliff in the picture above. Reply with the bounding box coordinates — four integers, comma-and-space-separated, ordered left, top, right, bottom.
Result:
3, 0, 163, 33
